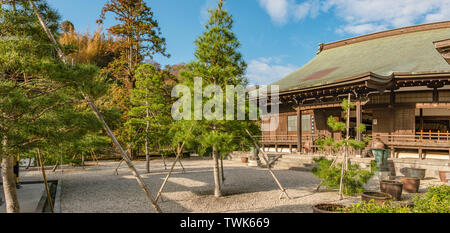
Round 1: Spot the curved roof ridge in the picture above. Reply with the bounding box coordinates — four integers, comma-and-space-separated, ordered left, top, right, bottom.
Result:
320, 21, 450, 52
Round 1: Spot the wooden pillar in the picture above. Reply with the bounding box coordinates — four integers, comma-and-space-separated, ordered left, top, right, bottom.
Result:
420, 109, 424, 131
390, 89, 396, 106
297, 108, 302, 154
433, 87, 439, 103
356, 101, 362, 142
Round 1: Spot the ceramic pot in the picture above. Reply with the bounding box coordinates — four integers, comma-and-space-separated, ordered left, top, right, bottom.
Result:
438, 171, 450, 183
361, 191, 392, 205
380, 180, 403, 201
401, 177, 420, 193
406, 168, 426, 180
312, 203, 346, 213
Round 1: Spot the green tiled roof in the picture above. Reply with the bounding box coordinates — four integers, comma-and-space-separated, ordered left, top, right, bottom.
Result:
273, 26, 450, 92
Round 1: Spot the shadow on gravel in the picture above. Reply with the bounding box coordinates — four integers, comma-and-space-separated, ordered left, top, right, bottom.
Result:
142, 166, 320, 197
259, 203, 313, 213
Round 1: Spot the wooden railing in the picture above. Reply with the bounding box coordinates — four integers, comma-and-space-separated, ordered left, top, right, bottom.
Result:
373, 131, 450, 144
257, 134, 319, 144
416, 130, 450, 142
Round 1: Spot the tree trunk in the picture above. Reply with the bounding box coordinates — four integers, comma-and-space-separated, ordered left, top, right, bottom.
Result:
2, 156, 20, 213
220, 153, 225, 184
145, 99, 150, 173
145, 138, 150, 173
212, 146, 222, 197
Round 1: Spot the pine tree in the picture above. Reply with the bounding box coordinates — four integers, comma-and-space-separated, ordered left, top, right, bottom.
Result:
126, 64, 176, 173
98, 0, 169, 160
179, 0, 257, 197
98, 0, 169, 89
0, 0, 105, 212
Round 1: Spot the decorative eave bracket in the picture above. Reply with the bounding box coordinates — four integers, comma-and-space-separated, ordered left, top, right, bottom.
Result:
434, 39, 450, 65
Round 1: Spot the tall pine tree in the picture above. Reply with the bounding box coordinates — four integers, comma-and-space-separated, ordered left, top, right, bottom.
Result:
126, 64, 176, 173
0, 0, 105, 212
179, 0, 257, 197
98, 0, 169, 160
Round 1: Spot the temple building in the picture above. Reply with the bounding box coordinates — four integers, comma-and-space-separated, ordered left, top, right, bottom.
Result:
261, 21, 450, 160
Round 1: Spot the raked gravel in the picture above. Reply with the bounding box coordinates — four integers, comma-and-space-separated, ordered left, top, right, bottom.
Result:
18, 158, 442, 213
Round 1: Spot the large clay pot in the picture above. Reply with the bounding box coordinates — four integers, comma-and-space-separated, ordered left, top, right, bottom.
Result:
312, 203, 345, 213
361, 191, 392, 205
438, 171, 450, 183
401, 177, 420, 193
241, 157, 248, 163
406, 168, 426, 180
380, 180, 403, 201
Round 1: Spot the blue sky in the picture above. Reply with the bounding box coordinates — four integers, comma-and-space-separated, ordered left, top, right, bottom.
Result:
46, 0, 450, 85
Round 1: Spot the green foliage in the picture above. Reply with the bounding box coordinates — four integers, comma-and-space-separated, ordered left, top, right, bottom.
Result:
315, 137, 338, 154
356, 123, 366, 134
347, 139, 366, 150
327, 116, 346, 132
312, 157, 376, 195
341, 98, 355, 112
321, 99, 370, 153
0, 1, 110, 164
98, 0, 169, 89
411, 185, 450, 213
176, 0, 258, 157
339, 200, 411, 213
339, 185, 450, 213
125, 64, 176, 153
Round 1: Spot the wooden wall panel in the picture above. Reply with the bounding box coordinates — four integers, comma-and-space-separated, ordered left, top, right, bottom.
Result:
394, 107, 415, 135
314, 109, 341, 138
372, 108, 394, 142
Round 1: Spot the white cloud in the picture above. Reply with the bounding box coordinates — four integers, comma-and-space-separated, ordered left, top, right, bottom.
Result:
258, 0, 321, 24
246, 57, 298, 85
335, 23, 387, 35
258, 0, 290, 25
258, 0, 450, 34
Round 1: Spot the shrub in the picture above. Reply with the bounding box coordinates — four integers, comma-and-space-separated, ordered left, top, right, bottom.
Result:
338, 200, 411, 213
339, 185, 449, 213
411, 185, 450, 213
312, 157, 376, 196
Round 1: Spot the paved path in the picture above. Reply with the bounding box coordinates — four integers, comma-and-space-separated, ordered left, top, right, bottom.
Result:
0, 183, 44, 213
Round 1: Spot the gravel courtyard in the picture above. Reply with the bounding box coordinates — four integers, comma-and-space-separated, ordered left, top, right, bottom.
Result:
18, 158, 442, 213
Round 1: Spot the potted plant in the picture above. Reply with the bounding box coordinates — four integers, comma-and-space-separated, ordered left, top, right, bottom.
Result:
438, 171, 450, 183
312, 203, 346, 213
401, 177, 420, 193
380, 180, 403, 201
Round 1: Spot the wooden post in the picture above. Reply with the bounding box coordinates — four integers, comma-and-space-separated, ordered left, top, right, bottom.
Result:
339, 93, 351, 200
245, 129, 291, 199
433, 87, 439, 103
420, 109, 424, 132
37, 149, 54, 213
297, 108, 303, 154
29, 0, 162, 213
220, 153, 225, 184
356, 101, 362, 142
390, 89, 395, 106
155, 142, 185, 202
